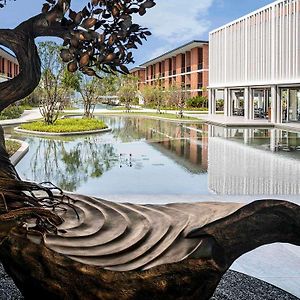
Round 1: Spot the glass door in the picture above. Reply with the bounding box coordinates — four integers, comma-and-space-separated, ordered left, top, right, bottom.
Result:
288, 88, 300, 122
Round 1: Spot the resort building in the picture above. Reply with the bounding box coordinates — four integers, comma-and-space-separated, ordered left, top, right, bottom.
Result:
130, 40, 209, 97
0, 47, 19, 82
209, 0, 300, 124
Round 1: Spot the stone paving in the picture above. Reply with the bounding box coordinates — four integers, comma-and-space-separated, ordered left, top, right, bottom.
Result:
0, 108, 42, 126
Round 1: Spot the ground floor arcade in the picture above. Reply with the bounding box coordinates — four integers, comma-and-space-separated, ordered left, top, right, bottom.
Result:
209, 85, 300, 124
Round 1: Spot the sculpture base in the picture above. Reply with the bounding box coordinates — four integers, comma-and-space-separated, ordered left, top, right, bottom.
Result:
0, 264, 296, 300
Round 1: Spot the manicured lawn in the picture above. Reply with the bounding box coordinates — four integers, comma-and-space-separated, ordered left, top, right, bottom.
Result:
142, 105, 208, 112
185, 111, 224, 114
20, 118, 108, 133
98, 111, 202, 121
111, 106, 142, 110
5, 140, 21, 156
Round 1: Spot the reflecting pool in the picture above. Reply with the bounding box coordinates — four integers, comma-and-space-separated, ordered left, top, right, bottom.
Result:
6, 116, 300, 196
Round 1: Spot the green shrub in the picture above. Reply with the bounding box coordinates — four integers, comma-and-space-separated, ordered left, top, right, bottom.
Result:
19, 104, 34, 110
0, 105, 24, 120
216, 99, 224, 111
186, 96, 208, 108
5, 140, 21, 156
20, 118, 108, 133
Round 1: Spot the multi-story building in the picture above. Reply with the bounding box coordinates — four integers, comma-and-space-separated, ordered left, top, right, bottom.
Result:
209, 0, 300, 124
130, 40, 209, 98
0, 47, 19, 82
130, 67, 146, 90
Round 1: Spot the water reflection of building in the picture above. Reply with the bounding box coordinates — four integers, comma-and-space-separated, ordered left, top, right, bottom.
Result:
146, 121, 209, 174
107, 116, 209, 174
208, 126, 300, 195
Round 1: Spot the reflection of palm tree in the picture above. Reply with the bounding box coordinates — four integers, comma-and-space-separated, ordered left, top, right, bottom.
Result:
30, 136, 118, 191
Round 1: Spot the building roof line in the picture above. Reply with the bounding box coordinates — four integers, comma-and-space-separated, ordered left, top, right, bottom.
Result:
0, 46, 17, 59
129, 66, 146, 73
138, 40, 208, 68
210, 0, 285, 34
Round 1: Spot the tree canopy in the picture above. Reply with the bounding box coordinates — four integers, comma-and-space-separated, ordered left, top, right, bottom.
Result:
0, 0, 156, 111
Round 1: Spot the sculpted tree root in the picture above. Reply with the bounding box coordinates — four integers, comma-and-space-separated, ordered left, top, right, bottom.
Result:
0, 189, 299, 300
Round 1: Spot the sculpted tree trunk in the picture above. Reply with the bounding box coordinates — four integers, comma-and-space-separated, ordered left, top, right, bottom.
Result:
0, 2, 300, 300
0, 0, 157, 251
0, 0, 154, 195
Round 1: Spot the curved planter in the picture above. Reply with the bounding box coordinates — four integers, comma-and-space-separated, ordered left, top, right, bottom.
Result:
14, 127, 112, 137
8, 139, 29, 166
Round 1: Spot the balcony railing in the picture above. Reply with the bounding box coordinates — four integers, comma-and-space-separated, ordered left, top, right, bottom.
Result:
186, 66, 191, 72
172, 70, 176, 75
181, 67, 185, 73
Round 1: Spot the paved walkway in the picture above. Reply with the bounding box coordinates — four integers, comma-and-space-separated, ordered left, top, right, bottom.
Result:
0, 108, 42, 126
197, 114, 274, 127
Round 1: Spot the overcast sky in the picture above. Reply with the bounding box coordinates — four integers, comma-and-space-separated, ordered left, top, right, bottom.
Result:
0, 0, 273, 66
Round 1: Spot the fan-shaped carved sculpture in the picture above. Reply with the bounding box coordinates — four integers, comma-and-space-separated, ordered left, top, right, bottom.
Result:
0, 193, 299, 300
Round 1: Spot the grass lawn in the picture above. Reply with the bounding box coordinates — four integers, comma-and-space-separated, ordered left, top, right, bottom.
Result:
5, 140, 21, 156
185, 111, 224, 115
98, 111, 202, 121
142, 106, 209, 112
20, 118, 108, 133
111, 106, 142, 111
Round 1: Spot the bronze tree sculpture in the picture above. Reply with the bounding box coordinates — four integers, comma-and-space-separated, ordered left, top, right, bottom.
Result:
0, 1, 300, 300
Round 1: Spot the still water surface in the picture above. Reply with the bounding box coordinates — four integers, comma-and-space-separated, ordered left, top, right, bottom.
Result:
7, 116, 300, 196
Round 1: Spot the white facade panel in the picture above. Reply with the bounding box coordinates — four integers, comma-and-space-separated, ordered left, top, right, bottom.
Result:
209, 0, 300, 88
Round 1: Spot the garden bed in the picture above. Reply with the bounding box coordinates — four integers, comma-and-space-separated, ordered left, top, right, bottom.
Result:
5, 139, 21, 157
17, 118, 110, 136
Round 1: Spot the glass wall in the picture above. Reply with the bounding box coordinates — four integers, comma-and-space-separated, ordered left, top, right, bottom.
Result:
253, 88, 271, 119
288, 88, 300, 122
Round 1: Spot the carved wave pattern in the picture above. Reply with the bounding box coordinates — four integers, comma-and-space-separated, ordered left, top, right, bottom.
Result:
43, 195, 243, 272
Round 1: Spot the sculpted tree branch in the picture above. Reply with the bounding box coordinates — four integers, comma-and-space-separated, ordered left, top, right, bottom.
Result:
0, 0, 156, 228
0, 2, 299, 300
0, 0, 155, 110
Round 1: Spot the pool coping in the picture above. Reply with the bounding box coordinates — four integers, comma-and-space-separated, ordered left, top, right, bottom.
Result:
14, 127, 112, 136
8, 138, 29, 166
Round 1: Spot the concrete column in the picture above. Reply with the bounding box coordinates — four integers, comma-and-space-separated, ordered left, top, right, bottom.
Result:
210, 89, 216, 115
244, 87, 250, 119
249, 89, 254, 120
244, 129, 250, 144
270, 129, 277, 152
208, 124, 214, 138
276, 87, 282, 124
224, 128, 228, 139
224, 88, 229, 116
271, 85, 277, 123
229, 89, 234, 116
286, 89, 290, 123
208, 89, 213, 115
